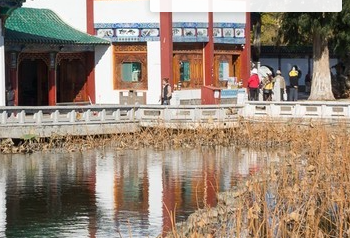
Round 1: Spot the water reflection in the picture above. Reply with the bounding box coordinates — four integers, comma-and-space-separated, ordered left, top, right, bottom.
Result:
0, 147, 280, 238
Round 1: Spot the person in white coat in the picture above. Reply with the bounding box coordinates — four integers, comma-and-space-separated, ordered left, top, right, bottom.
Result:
273, 70, 286, 101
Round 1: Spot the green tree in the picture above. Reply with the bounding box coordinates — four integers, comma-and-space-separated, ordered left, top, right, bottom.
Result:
260, 13, 282, 45
280, 13, 339, 100
279, 7, 350, 100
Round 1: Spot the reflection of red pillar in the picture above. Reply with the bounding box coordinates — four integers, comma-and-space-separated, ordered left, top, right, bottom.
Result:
162, 168, 175, 236
142, 168, 149, 212
160, 12, 173, 88
48, 52, 56, 106
9, 52, 18, 105
204, 12, 214, 86
88, 158, 97, 238
241, 12, 251, 87
204, 153, 217, 207
86, 52, 96, 104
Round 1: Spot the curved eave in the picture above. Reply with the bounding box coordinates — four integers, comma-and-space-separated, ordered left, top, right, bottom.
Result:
4, 7, 110, 46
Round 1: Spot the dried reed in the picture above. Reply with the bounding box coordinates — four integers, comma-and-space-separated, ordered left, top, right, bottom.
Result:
162, 121, 350, 238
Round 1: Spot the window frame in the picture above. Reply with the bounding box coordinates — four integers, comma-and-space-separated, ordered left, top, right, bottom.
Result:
121, 61, 142, 82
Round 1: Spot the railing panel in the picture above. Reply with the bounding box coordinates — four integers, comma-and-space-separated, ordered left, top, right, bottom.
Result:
0, 102, 350, 138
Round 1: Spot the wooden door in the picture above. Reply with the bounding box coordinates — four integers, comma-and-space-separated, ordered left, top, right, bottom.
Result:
58, 59, 87, 103
173, 54, 203, 89
213, 54, 240, 88
18, 59, 48, 106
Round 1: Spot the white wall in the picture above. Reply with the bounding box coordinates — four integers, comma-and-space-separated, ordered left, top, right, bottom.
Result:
171, 13, 246, 24
147, 41, 161, 105
95, 42, 163, 105
95, 45, 117, 104
94, 0, 159, 23
94, 2, 245, 24
173, 13, 208, 22
23, 0, 87, 32
214, 12, 246, 23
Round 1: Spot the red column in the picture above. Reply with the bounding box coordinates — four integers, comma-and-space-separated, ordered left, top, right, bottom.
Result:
86, 52, 96, 104
9, 52, 18, 105
204, 12, 214, 86
86, 0, 96, 104
86, 0, 94, 35
48, 52, 56, 106
160, 12, 173, 88
241, 12, 251, 87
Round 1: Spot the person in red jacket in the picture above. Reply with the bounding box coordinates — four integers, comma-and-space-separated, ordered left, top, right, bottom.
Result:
247, 68, 260, 101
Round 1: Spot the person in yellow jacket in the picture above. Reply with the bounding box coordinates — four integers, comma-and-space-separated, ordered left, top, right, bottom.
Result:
262, 73, 275, 101
289, 66, 299, 101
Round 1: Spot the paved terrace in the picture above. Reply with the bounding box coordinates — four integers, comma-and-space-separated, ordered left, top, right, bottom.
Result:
1, 100, 350, 139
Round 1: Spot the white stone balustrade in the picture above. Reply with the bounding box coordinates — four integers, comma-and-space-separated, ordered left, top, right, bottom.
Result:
0, 102, 349, 138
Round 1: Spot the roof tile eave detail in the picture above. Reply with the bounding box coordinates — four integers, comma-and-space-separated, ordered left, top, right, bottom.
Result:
4, 7, 110, 46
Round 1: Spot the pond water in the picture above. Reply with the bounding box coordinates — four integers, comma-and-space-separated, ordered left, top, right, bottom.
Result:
0, 147, 278, 238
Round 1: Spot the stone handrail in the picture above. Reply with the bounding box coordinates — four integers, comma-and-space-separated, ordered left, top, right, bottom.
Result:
240, 101, 350, 119
0, 105, 138, 125
0, 101, 350, 138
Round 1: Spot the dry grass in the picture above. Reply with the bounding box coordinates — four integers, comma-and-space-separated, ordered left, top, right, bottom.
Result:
161, 120, 350, 238
0, 118, 346, 153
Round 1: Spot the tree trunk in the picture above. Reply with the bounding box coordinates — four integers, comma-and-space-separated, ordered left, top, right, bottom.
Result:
308, 32, 335, 100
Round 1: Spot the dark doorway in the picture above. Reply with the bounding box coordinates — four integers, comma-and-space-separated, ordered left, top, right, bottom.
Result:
18, 59, 48, 106
57, 59, 87, 103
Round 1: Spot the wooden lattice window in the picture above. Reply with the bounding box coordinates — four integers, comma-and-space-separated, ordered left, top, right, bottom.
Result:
113, 43, 147, 90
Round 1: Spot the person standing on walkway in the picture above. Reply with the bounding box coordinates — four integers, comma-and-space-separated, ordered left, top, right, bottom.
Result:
247, 68, 260, 101
305, 71, 312, 93
274, 70, 286, 101
262, 73, 274, 101
161, 78, 172, 105
289, 66, 299, 101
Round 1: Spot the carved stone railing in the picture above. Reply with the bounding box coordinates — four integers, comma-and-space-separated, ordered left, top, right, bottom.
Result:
1, 101, 350, 138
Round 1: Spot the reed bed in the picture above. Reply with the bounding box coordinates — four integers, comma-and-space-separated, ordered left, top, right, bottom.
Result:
162, 120, 350, 238
0, 119, 347, 153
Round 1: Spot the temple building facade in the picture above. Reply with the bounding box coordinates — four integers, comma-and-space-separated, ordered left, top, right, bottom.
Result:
1, 0, 251, 106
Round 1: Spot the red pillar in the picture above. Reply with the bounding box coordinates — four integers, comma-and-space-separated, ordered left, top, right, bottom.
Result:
204, 12, 214, 86
86, 52, 96, 104
9, 52, 18, 105
86, 0, 94, 35
160, 12, 173, 88
86, 0, 96, 104
241, 12, 251, 87
48, 52, 56, 106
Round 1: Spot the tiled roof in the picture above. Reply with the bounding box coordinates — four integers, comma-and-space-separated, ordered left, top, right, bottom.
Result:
260, 45, 337, 57
4, 7, 110, 45
260, 46, 313, 54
